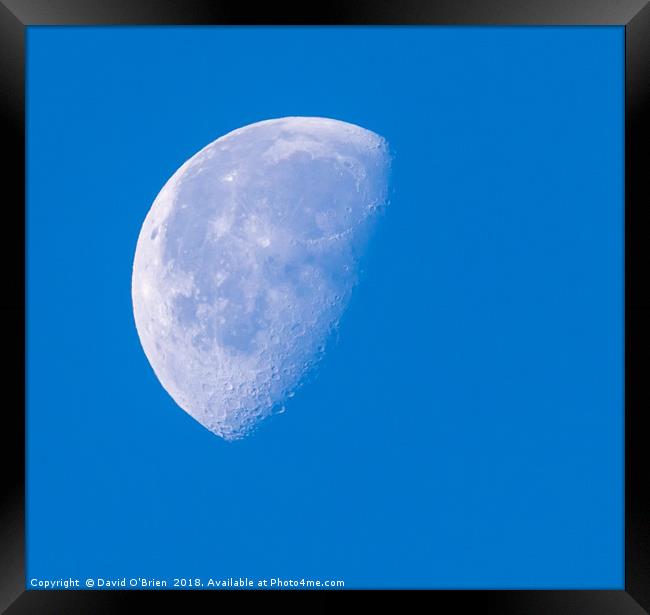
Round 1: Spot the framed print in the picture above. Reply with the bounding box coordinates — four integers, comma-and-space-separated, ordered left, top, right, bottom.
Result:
2, 1, 649, 612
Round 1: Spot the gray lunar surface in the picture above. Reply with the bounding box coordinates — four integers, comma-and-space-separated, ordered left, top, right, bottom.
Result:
132, 117, 390, 440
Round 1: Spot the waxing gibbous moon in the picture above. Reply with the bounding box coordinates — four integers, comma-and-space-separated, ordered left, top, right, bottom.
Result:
132, 117, 391, 440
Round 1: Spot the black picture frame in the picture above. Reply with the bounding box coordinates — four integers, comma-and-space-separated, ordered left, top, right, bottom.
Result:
2, 1, 648, 612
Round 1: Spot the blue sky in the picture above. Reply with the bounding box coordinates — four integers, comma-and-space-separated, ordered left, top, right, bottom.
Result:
27, 26, 623, 589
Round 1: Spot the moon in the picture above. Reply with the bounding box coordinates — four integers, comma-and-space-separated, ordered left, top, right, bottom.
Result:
132, 117, 391, 440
